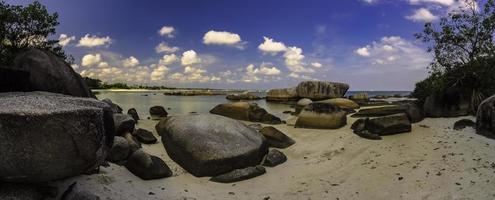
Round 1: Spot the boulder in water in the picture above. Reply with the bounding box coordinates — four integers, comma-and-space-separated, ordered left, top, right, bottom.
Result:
0, 92, 114, 182
226, 92, 262, 100
155, 114, 268, 177
149, 106, 168, 120
266, 87, 299, 102
317, 98, 359, 109
295, 81, 349, 100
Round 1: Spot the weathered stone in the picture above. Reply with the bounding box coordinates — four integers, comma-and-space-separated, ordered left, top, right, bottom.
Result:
295, 81, 349, 100
423, 87, 471, 118
0, 92, 114, 183
349, 92, 369, 101
295, 103, 347, 129
0, 48, 94, 97
318, 98, 359, 109
263, 149, 287, 167
352, 103, 424, 123
123, 132, 141, 153
226, 92, 262, 100
113, 114, 135, 136
156, 114, 268, 177
295, 98, 312, 114
365, 113, 411, 135
125, 149, 173, 180
127, 108, 140, 121
149, 106, 168, 120
133, 128, 157, 144
259, 126, 295, 148
210, 166, 266, 183
476, 95, 495, 138
102, 99, 123, 114
210, 102, 281, 124
106, 136, 130, 163
60, 182, 100, 200
266, 87, 299, 102
350, 119, 382, 140
0, 183, 45, 200
453, 119, 476, 131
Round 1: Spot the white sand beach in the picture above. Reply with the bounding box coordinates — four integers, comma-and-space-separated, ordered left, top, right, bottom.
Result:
55, 114, 495, 200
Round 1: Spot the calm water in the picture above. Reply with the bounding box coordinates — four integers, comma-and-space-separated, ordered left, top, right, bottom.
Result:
96, 90, 411, 120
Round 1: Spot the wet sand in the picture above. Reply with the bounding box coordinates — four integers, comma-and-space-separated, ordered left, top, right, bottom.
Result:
56, 113, 495, 200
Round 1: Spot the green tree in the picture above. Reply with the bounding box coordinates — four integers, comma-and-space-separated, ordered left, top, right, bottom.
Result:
0, 1, 71, 66
413, 0, 495, 111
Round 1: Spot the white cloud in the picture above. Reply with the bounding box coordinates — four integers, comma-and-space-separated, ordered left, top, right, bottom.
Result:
159, 54, 178, 65
155, 42, 179, 53
311, 62, 322, 68
361, 0, 377, 4
203, 30, 245, 49
408, 0, 454, 6
284, 46, 314, 73
158, 26, 175, 38
258, 36, 287, 54
151, 65, 170, 81
122, 56, 139, 67
355, 47, 371, 57
246, 64, 281, 76
71, 64, 79, 70
181, 50, 201, 66
81, 53, 102, 67
406, 8, 439, 22
77, 34, 112, 47
58, 34, 75, 47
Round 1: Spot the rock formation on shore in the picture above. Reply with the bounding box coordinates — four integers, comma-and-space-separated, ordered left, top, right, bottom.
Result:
210, 102, 282, 124
266, 81, 349, 102
226, 91, 262, 100
295, 102, 347, 129
476, 94, 495, 138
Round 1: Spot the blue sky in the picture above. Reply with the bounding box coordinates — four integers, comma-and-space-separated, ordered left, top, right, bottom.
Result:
6, 0, 478, 90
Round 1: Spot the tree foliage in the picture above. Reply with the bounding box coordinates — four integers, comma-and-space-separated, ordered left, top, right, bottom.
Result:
0, 1, 71, 66
413, 0, 495, 109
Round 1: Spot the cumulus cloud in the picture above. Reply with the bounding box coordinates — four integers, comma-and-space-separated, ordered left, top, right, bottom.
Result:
361, 0, 377, 4
284, 46, 314, 73
159, 54, 178, 65
408, 0, 454, 6
355, 47, 371, 57
150, 65, 170, 81
58, 34, 75, 47
155, 42, 179, 53
122, 56, 139, 67
246, 64, 281, 76
158, 26, 175, 38
181, 50, 201, 66
311, 62, 322, 68
77, 34, 112, 47
258, 37, 287, 54
203, 30, 245, 49
81, 53, 102, 67
406, 8, 439, 22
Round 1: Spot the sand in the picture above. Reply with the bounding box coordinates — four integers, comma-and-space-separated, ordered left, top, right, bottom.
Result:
55, 114, 495, 200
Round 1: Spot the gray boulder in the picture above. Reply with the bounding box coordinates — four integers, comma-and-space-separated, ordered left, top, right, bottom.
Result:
123, 132, 141, 153
296, 81, 349, 100
295, 98, 312, 114
106, 136, 130, 163
0, 48, 94, 97
101, 99, 123, 114
352, 103, 424, 123
210, 102, 282, 124
155, 114, 268, 177
127, 108, 140, 121
295, 103, 347, 129
0, 92, 114, 183
266, 87, 299, 102
0, 183, 45, 200
423, 87, 471, 118
226, 92, 262, 100
476, 95, 495, 138
210, 166, 266, 183
60, 182, 100, 200
133, 128, 157, 144
149, 106, 168, 120
454, 119, 476, 131
124, 149, 173, 180
349, 92, 369, 101
113, 114, 135, 136
350, 119, 382, 140
259, 126, 295, 148
263, 149, 287, 167
365, 113, 411, 135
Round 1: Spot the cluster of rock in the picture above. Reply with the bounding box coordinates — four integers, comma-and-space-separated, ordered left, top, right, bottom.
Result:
226, 91, 262, 100
267, 81, 349, 102
163, 90, 228, 96
210, 102, 282, 124
156, 114, 293, 183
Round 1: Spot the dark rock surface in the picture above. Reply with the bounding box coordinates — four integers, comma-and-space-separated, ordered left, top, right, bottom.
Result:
210, 102, 282, 124
226, 92, 262, 100
365, 113, 412, 135
0, 48, 94, 97
263, 149, 287, 167
266, 87, 299, 102
0, 92, 114, 183
102, 99, 123, 114
149, 106, 168, 119
477, 95, 495, 138
125, 149, 173, 180
352, 103, 424, 123
423, 87, 471, 118
127, 108, 140, 121
295, 98, 312, 114
133, 128, 158, 144
295, 81, 349, 100
60, 182, 100, 200
453, 119, 476, 131
210, 166, 266, 183
259, 126, 295, 148
107, 136, 130, 163
156, 114, 268, 177
350, 119, 382, 140
113, 113, 136, 136
295, 103, 347, 129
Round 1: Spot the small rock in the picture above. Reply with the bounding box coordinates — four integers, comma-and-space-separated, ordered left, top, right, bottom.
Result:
125, 149, 173, 180
210, 166, 266, 183
107, 136, 130, 163
149, 106, 168, 120
263, 149, 287, 167
133, 128, 157, 144
453, 119, 476, 130
127, 108, 140, 121
259, 127, 295, 148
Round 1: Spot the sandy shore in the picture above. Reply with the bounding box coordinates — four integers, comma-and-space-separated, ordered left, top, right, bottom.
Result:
55, 114, 495, 200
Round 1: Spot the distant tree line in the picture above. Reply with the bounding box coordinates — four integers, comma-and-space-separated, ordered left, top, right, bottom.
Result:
83, 77, 176, 90
412, 0, 495, 113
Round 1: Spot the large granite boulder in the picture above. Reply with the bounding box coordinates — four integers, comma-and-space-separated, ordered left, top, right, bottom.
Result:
101, 99, 123, 114
125, 149, 173, 180
113, 113, 135, 136
226, 92, 262, 100
295, 102, 347, 129
0, 48, 94, 97
317, 98, 359, 109
259, 126, 295, 148
295, 98, 312, 114
295, 81, 349, 100
423, 87, 471, 118
266, 87, 299, 102
365, 113, 411, 135
476, 95, 495, 138
155, 114, 268, 177
352, 103, 424, 123
0, 92, 114, 182
106, 136, 130, 163
210, 102, 282, 124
